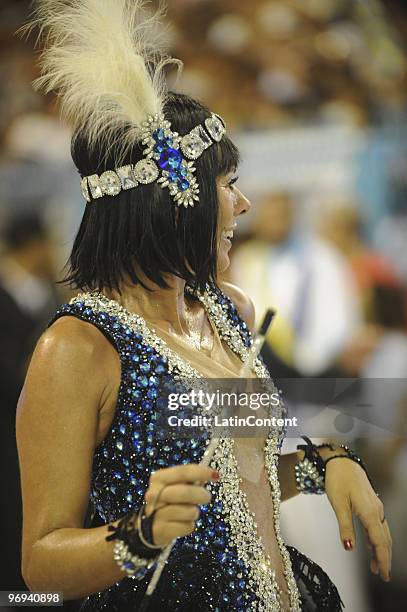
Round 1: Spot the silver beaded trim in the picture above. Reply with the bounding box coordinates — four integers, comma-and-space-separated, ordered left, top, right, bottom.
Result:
210, 438, 289, 611
264, 437, 302, 611
69, 289, 301, 610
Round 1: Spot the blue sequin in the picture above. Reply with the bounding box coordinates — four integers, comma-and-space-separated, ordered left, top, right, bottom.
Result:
148, 375, 158, 387
147, 387, 157, 399
135, 375, 149, 388
141, 399, 153, 411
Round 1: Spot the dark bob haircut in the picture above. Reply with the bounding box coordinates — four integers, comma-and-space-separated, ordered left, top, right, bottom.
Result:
66, 93, 240, 293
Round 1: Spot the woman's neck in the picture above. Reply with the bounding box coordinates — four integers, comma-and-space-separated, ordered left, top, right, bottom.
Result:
104, 273, 190, 335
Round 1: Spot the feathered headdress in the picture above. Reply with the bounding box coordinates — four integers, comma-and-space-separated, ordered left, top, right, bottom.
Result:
24, 0, 226, 207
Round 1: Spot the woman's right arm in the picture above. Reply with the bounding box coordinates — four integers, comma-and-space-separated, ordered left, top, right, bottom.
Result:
16, 317, 216, 600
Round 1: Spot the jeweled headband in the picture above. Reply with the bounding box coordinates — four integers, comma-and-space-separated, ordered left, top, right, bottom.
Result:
81, 112, 226, 208
28, 0, 225, 210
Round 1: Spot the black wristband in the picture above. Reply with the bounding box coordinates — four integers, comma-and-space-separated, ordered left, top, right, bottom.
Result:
324, 451, 376, 491
106, 511, 162, 559
140, 508, 156, 547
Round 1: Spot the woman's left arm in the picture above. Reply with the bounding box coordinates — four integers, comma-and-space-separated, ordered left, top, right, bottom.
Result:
278, 447, 392, 583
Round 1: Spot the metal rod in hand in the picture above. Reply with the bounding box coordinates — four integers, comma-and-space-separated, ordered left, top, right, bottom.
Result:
138, 308, 275, 611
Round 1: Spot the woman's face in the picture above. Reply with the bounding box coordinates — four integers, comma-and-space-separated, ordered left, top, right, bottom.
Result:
216, 170, 251, 273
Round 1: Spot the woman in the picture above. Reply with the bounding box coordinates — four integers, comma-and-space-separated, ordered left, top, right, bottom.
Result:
16, 2, 392, 610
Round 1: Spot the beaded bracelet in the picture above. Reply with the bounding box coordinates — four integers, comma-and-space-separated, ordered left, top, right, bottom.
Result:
106, 508, 162, 578
323, 444, 376, 491
295, 436, 327, 494
113, 539, 158, 578
295, 436, 376, 495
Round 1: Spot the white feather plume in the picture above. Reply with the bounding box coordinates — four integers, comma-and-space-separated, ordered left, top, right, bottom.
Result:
25, 0, 181, 163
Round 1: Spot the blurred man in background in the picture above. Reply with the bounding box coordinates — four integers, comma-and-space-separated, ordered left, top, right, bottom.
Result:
319, 201, 400, 320
0, 210, 59, 591
230, 191, 362, 375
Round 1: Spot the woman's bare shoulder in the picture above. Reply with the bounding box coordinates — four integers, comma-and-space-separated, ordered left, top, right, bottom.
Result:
27, 315, 118, 391
40, 315, 114, 356
217, 280, 256, 333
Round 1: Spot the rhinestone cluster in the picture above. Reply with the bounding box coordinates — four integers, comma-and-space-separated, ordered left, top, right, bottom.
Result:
52, 282, 301, 610
80, 112, 226, 208
294, 457, 326, 494
140, 114, 199, 208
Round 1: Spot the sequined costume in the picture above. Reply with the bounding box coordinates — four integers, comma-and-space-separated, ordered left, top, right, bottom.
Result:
50, 283, 344, 612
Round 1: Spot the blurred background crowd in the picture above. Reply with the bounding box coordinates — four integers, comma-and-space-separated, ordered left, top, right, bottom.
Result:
1, 0, 406, 610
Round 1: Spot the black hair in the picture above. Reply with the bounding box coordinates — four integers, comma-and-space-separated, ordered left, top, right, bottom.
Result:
66, 92, 240, 292
2, 211, 47, 249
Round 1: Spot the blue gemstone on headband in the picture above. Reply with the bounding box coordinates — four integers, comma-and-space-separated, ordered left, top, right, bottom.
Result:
159, 148, 183, 171
179, 179, 190, 191
154, 143, 166, 154
179, 165, 188, 177
169, 157, 183, 170
154, 128, 166, 141
168, 170, 180, 183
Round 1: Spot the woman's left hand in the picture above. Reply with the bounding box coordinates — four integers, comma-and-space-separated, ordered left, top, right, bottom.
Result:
324, 457, 392, 582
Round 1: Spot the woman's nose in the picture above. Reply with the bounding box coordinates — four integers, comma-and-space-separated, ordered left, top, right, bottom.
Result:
235, 188, 251, 216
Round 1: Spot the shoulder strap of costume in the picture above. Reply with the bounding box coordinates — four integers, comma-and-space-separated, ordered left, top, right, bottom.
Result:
208, 282, 252, 348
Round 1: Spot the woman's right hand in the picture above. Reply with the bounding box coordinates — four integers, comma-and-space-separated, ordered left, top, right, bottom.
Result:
144, 464, 219, 547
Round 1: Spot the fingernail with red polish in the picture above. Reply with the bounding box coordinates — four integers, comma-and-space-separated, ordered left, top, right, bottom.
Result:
211, 470, 220, 480
343, 539, 353, 550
